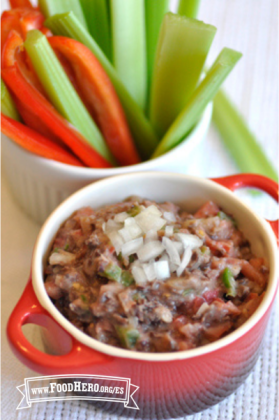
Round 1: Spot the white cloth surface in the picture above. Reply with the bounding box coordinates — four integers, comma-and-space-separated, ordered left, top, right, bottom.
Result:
1, 0, 278, 419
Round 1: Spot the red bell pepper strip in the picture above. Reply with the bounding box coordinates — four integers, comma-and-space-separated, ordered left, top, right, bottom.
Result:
2, 30, 60, 143
1, 113, 83, 167
1, 11, 22, 51
1, 29, 23, 67
14, 96, 65, 144
19, 9, 45, 38
2, 65, 112, 168
49, 36, 141, 166
9, 0, 34, 8
40, 26, 52, 37
1, 8, 47, 51
2, 29, 45, 93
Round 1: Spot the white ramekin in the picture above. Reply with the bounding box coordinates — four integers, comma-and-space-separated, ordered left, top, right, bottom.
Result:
2, 103, 212, 224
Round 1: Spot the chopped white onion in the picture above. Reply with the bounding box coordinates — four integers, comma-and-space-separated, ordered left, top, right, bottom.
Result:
121, 237, 143, 257
142, 262, 157, 281
170, 263, 178, 273
195, 302, 209, 318
145, 229, 158, 243
159, 253, 177, 273
104, 219, 122, 232
176, 247, 192, 277
163, 211, 176, 222
137, 240, 165, 262
162, 236, 181, 266
114, 212, 129, 223
175, 233, 203, 249
143, 205, 162, 217
135, 212, 166, 233
154, 260, 170, 280
118, 217, 142, 242
131, 265, 147, 286
154, 306, 173, 323
49, 251, 76, 266
165, 225, 174, 237
159, 252, 169, 262
107, 230, 124, 254
172, 241, 184, 255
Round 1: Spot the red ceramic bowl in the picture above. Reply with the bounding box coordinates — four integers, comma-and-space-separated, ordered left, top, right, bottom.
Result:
7, 173, 278, 418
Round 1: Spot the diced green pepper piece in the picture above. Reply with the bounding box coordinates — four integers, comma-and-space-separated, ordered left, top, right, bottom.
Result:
99, 263, 122, 282
116, 325, 140, 349
45, 12, 158, 159
80, 294, 87, 303
24, 30, 115, 164
121, 271, 135, 287
183, 288, 195, 296
213, 89, 278, 182
111, 0, 147, 110
200, 246, 208, 254
127, 206, 141, 217
79, 0, 111, 60
152, 47, 242, 158
39, 0, 88, 28
150, 12, 216, 137
1, 78, 21, 121
178, 0, 201, 19
99, 264, 134, 287
222, 267, 236, 297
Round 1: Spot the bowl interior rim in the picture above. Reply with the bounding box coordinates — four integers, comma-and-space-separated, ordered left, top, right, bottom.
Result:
32, 172, 278, 362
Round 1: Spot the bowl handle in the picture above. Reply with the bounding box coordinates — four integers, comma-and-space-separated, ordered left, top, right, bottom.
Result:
7, 277, 112, 375
211, 173, 278, 241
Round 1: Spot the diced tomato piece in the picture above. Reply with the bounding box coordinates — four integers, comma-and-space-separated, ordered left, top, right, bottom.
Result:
194, 201, 220, 218
173, 315, 188, 329
249, 258, 266, 270
204, 321, 233, 340
241, 261, 266, 287
203, 289, 219, 304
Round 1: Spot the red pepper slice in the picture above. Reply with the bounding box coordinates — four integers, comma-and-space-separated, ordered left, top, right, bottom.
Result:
1, 29, 23, 67
19, 9, 45, 38
49, 36, 140, 166
9, 0, 34, 8
2, 29, 44, 92
1, 113, 83, 167
1, 29, 60, 142
14, 97, 65, 144
2, 30, 61, 144
2, 65, 112, 168
1, 8, 47, 51
1, 11, 22, 51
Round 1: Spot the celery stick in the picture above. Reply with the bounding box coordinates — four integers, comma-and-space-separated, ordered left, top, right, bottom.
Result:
38, 0, 88, 29
152, 47, 242, 158
1, 78, 21, 121
150, 13, 216, 137
45, 12, 158, 159
145, 0, 169, 103
178, 0, 201, 19
213, 90, 278, 181
24, 30, 115, 164
79, 0, 111, 61
110, 0, 147, 110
